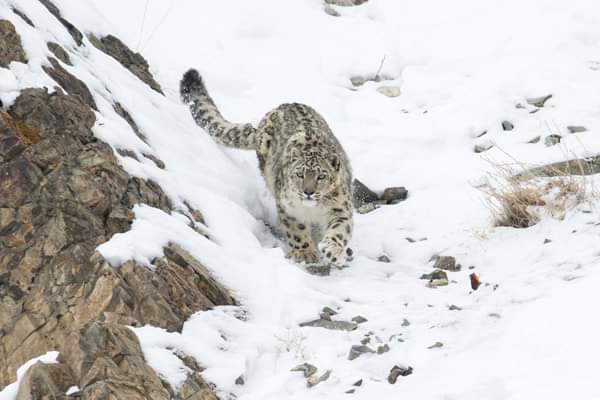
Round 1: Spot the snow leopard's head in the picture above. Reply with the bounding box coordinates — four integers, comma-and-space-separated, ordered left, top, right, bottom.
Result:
286, 145, 342, 207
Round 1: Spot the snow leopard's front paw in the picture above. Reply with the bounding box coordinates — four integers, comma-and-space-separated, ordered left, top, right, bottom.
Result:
318, 237, 347, 267
286, 247, 320, 264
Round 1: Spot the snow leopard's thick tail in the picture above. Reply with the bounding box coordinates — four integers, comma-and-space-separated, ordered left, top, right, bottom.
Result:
180, 69, 257, 150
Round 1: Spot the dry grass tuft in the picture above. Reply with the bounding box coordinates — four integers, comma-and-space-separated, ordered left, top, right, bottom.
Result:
481, 156, 594, 228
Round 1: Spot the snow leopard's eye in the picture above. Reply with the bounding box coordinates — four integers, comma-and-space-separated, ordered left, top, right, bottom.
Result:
317, 173, 327, 181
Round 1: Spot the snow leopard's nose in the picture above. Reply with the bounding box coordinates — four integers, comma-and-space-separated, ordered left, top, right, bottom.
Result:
303, 190, 315, 198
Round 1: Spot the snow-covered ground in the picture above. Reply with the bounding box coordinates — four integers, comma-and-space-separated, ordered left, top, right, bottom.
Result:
2, 0, 600, 398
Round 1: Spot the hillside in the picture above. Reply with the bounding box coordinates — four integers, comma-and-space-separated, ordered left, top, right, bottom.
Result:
1, 0, 600, 399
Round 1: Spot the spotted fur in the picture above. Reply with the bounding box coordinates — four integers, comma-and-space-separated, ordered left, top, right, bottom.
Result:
181, 69, 353, 267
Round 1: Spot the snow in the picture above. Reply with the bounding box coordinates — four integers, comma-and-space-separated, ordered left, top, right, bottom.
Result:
2, 0, 600, 399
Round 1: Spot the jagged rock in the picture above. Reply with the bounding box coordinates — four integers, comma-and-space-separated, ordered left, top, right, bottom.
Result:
47, 42, 72, 66
291, 363, 317, 378
448, 304, 462, 311
351, 178, 379, 208
90, 34, 164, 94
567, 125, 587, 134
43, 57, 98, 110
16, 361, 75, 400
114, 101, 148, 142
544, 134, 561, 147
401, 318, 410, 327
527, 136, 541, 144
432, 255, 461, 271
427, 341, 444, 349
348, 345, 375, 360
353, 379, 362, 386
352, 316, 368, 324
300, 318, 357, 331
387, 365, 413, 384
376, 86, 401, 98
38, 0, 83, 46
0, 19, 27, 67
526, 94, 552, 108
501, 120, 514, 131
10, 8, 34, 27
381, 187, 408, 204
0, 84, 231, 400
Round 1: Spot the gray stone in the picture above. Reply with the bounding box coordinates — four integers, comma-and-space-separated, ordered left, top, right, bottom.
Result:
526, 94, 552, 108
291, 363, 317, 378
501, 120, 514, 131
401, 318, 410, 327
307, 370, 331, 388
325, 0, 368, 6
544, 134, 561, 147
377, 254, 391, 263
381, 187, 408, 204
377, 86, 401, 98
420, 269, 448, 280
448, 304, 462, 311
567, 125, 587, 134
324, 4, 341, 16
527, 136, 541, 144
16, 361, 75, 400
432, 255, 461, 271
305, 263, 331, 276
377, 344, 390, 354
320, 306, 337, 320
387, 365, 413, 384
352, 178, 379, 208
300, 318, 357, 331
348, 345, 375, 360
427, 341, 444, 349
357, 202, 381, 214
514, 155, 600, 178
474, 143, 494, 153
352, 316, 368, 324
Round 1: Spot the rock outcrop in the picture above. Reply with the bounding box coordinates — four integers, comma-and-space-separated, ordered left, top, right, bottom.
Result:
1, 4, 233, 399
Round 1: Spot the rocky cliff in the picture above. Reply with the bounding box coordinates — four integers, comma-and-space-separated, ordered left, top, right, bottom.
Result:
0, 2, 234, 398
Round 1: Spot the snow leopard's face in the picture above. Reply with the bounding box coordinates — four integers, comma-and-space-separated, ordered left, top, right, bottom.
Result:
289, 154, 341, 207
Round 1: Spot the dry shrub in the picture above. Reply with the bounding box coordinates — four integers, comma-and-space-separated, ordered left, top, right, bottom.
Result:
481, 157, 593, 228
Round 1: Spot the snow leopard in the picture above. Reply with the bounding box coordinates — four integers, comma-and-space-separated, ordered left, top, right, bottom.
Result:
180, 69, 353, 267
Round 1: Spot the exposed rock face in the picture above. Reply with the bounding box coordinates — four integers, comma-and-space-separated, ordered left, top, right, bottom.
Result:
90, 34, 164, 94
0, 20, 27, 67
38, 0, 84, 46
1, 11, 233, 400
43, 57, 98, 110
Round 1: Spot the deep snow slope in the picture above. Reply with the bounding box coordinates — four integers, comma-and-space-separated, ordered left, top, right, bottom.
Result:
4, 0, 600, 399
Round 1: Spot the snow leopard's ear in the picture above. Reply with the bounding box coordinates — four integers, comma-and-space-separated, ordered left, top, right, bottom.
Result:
330, 155, 340, 171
